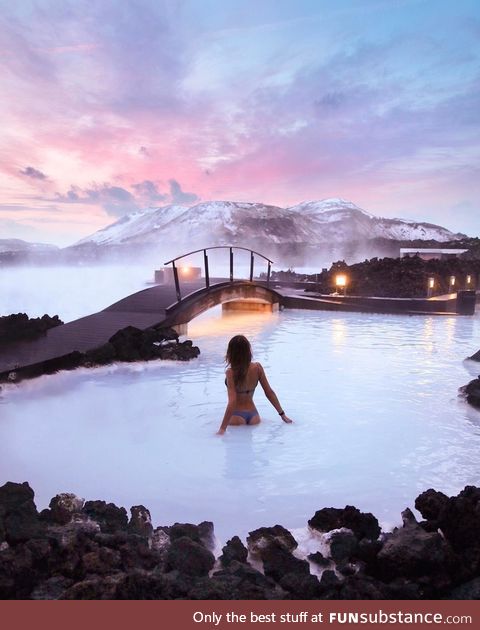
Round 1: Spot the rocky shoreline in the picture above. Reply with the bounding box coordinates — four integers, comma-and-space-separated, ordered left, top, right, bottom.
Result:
0, 313, 63, 344
1, 324, 200, 384
1, 481, 479, 600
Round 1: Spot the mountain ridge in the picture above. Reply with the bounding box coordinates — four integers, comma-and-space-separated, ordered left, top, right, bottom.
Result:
74, 198, 465, 249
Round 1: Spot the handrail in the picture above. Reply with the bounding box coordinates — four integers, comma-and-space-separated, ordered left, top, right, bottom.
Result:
164, 245, 274, 266
163, 245, 274, 302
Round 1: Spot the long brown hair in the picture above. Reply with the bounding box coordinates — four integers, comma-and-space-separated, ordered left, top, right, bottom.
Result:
226, 335, 252, 387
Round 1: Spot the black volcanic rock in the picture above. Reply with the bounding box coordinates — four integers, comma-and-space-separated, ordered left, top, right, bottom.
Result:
461, 376, 480, 409
308, 505, 380, 541
166, 536, 215, 577
0, 482, 42, 545
128, 506, 153, 539
415, 489, 449, 522
260, 541, 310, 583
82, 501, 128, 534
0, 324, 199, 384
220, 536, 248, 566
247, 524, 298, 555
3, 482, 480, 600
375, 521, 452, 580
0, 313, 63, 343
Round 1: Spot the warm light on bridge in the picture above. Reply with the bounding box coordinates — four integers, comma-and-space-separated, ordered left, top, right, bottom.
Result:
428, 278, 435, 289
449, 275, 456, 289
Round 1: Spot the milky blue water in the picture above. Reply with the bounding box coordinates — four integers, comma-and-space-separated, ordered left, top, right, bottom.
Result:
1, 267, 480, 541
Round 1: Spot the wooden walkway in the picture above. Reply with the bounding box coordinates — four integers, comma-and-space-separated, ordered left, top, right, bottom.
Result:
0, 281, 208, 374
0, 280, 464, 377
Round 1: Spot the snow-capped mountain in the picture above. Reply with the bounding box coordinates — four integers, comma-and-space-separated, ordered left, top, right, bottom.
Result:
289, 198, 461, 242
0, 239, 59, 254
73, 198, 464, 251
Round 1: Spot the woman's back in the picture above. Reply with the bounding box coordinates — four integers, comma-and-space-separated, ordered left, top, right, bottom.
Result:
228, 361, 259, 396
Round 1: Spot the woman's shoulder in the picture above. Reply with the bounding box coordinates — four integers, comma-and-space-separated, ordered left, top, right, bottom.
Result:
253, 361, 263, 373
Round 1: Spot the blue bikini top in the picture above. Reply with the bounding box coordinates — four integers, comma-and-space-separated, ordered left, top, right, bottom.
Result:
224, 377, 258, 395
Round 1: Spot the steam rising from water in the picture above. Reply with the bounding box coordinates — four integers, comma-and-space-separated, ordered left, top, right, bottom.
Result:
1, 265, 480, 541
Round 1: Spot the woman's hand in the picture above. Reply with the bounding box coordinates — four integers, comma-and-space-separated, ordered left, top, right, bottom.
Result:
281, 414, 293, 424
216, 428, 226, 435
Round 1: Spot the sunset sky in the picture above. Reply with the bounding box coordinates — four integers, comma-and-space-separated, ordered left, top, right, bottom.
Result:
1, 0, 479, 245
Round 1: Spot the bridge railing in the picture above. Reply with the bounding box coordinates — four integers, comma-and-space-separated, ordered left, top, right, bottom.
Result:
164, 246, 274, 302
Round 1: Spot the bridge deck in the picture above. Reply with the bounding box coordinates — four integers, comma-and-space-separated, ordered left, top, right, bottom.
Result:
0, 279, 462, 377
0, 280, 208, 374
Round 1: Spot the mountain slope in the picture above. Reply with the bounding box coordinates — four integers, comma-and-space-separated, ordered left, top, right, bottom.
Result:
73, 198, 465, 252
288, 198, 461, 242
0, 239, 59, 254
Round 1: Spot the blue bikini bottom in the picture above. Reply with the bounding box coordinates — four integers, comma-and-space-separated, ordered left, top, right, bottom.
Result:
233, 408, 258, 424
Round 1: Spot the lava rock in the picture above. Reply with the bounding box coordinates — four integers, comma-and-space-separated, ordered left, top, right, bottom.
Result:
279, 572, 322, 598
319, 569, 340, 590
82, 501, 128, 534
376, 522, 451, 580
338, 575, 388, 600
0, 313, 63, 343
448, 577, 480, 600
128, 506, 153, 539
84, 343, 116, 366
247, 524, 298, 555
260, 540, 310, 583
415, 489, 449, 522
0, 481, 42, 544
462, 376, 480, 409
30, 576, 74, 600
220, 536, 248, 566
327, 528, 358, 562
308, 505, 380, 541
435, 486, 480, 561
166, 536, 215, 577
49, 493, 84, 526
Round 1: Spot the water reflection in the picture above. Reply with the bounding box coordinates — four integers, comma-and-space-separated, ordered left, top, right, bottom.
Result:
1, 306, 480, 539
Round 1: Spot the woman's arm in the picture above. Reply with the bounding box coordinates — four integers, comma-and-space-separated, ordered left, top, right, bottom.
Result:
217, 369, 237, 435
257, 363, 293, 423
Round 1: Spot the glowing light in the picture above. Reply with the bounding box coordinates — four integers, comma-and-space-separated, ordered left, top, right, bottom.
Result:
428, 278, 435, 289
466, 275, 472, 285
335, 274, 347, 288
449, 275, 456, 287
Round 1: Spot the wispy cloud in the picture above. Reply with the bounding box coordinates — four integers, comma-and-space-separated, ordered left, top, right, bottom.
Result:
19, 166, 48, 180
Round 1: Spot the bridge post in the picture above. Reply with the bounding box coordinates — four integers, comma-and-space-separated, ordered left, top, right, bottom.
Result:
172, 261, 181, 301
267, 261, 271, 286
203, 249, 210, 289
229, 247, 233, 282
249, 252, 254, 282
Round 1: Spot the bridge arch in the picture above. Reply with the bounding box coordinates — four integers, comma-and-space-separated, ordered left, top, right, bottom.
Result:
164, 245, 274, 302
162, 280, 283, 327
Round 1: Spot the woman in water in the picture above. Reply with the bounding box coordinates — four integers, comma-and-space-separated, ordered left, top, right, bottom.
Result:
216, 335, 293, 435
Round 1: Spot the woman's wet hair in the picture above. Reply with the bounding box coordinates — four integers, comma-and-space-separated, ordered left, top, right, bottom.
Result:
226, 335, 252, 387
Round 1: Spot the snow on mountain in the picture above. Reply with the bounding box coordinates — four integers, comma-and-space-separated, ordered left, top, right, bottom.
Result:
288, 199, 462, 243
75, 204, 188, 245
0, 239, 59, 254
73, 198, 464, 250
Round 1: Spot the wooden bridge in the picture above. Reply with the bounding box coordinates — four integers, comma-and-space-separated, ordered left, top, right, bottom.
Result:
0, 246, 471, 379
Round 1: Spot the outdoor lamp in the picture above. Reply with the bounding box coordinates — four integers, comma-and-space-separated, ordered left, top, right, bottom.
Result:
466, 274, 472, 286
335, 274, 347, 296
449, 275, 456, 289
427, 277, 435, 298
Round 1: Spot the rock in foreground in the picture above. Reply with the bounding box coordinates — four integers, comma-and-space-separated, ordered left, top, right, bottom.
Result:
1, 324, 200, 384
1, 481, 480, 600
